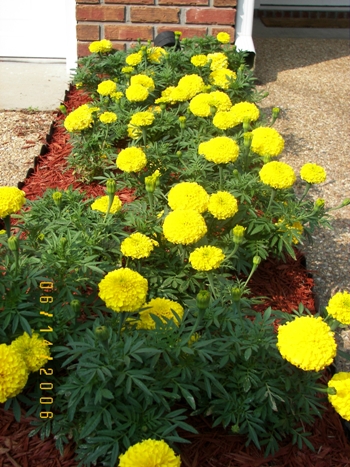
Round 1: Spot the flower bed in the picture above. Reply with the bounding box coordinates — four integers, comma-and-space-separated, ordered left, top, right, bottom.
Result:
1, 33, 350, 467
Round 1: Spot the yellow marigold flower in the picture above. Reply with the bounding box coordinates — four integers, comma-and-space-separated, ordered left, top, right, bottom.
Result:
328, 372, 350, 421
207, 52, 228, 71
111, 91, 124, 101
119, 439, 181, 467
129, 111, 155, 127
155, 86, 177, 104
127, 125, 142, 139
189, 93, 212, 117
10, 332, 51, 373
300, 163, 326, 184
121, 232, 158, 259
189, 245, 225, 271
230, 102, 260, 124
213, 110, 240, 130
176, 74, 205, 100
0, 229, 6, 235
276, 218, 303, 244
130, 74, 155, 91
259, 161, 296, 190
163, 209, 207, 245
137, 297, 184, 330
91, 195, 122, 214
168, 182, 209, 213
116, 147, 147, 173
64, 104, 94, 132
191, 54, 208, 67
276, 316, 337, 372
209, 91, 232, 111
125, 84, 149, 102
251, 127, 285, 157
232, 225, 246, 243
326, 291, 350, 325
147, 46, 167, 63
98, 268, 148, 313
126, 51, 143, 66
99, 111, 117, 124
216, 32, 231, 44
208, 191, 238, 220
0, 187, 26, 218
0, 344, 28, 403
97, 80, 117, 96
88, 39, 112, 54
198, 136, 239, 164
122, 66, 134, 74
209, 69, 237, 89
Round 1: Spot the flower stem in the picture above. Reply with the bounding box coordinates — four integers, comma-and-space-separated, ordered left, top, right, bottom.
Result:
299, 183, 311, 204
4, 215, 11, 238
219, 165, 224, 190
118, 312, 127, 339
147, 192, 154, 214
142, 127, 147, 147
206, 272, 217, 299
266, 188, 276, 212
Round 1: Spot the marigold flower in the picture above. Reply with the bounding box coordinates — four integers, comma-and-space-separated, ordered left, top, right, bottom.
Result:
168, 182, 209, 213
300, 163, 326, 184
276, 218, 303, 244
121, 232, 158, 259
125, 84, 149, 102
209, 91, 232, 111
99, 112, 117, 124
208, 191, 238, 219
251, 127, 284, 157
189, 93, 212, 117
213, 110, 240, 130
0, 344, 28, 403
88, 39, 112, 54
210, 69, 236, 89
326, 291, 350, 325
176, 74, 205, 100
98, 268, 148, 313
64, 104, 94, 132
230, 102, 260, 124
207, 52, 228, 71
0, 187, 26, 218
129, 111, 155, 127
232, 225, 246, 244
198, 136, 239, 164
163, 209, 207, 245
111, 91, 124, 101
122, 66, 134, 74
147, 46, 167, 63
137, 297, 184, 330
191, 54, 208, 67
216, 32, 231, 44
127, 125, 142, 140
126, 51, 143, 66
130, 74, 155, 91
91, 195, 122, 214
118, 439, 181, 467
328, 372, 350, 421
189, 245, 225, 271
97, 80, 117, 96
10, 332, 51, 372
276, 316, 337, 371
116, 147, 147, 173
259, 161, 296, 190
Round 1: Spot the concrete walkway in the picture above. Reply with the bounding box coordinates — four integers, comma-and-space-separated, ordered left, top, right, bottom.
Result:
0, 18, 348, 110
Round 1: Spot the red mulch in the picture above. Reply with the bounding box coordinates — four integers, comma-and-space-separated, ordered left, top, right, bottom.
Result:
1, 87, 349, 466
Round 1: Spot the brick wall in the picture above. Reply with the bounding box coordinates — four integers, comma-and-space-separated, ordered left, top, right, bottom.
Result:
76, 0, 237, 57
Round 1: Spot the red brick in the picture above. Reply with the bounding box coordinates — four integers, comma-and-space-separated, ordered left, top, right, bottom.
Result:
211, 26, 235, 40
77, 24, 100, 41
157, 26, 207, 38
76, 5, 125, 21
159, 0, 208, 5
76, 0, 99, 3
213, 0, 237, 6
105, 0, 154, 3
105, 25, 154, 41
186, 8, 235, 24
77, 42, 92, 57
110, 41, 126, 51
130, 7, 180, 23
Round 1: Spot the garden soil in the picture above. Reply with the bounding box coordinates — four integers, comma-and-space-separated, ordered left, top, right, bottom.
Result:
1, 87, 349, 466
